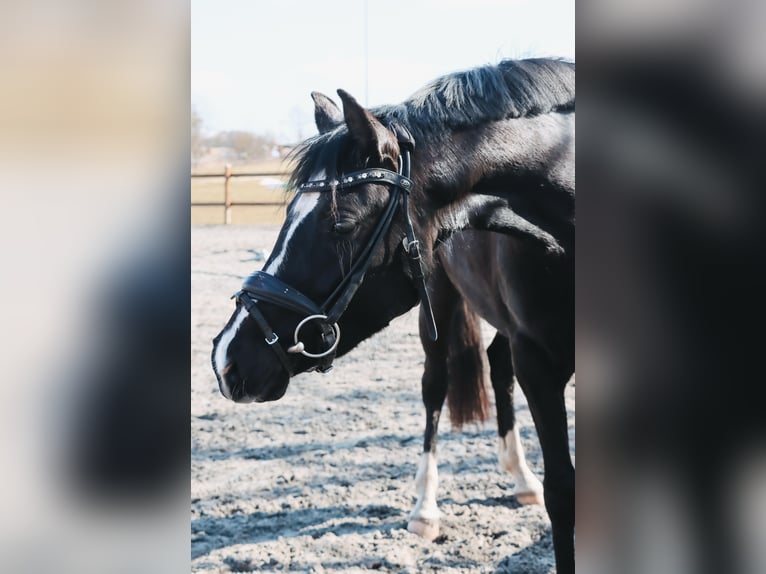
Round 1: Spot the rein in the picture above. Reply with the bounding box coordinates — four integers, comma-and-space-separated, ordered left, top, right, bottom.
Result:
233, 124, 437, 376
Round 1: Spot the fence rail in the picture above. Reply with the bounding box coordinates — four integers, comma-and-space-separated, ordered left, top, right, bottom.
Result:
191, 163, 291, 224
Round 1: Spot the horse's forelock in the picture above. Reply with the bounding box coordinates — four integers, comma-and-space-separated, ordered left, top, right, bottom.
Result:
287, 129, 346, 191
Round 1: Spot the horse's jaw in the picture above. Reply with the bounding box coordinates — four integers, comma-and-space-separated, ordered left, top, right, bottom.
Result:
335, 285, 420, 358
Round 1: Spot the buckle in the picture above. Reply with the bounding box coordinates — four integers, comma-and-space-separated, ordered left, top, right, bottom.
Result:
265, 332, 279, 345
402, 237, 420, 257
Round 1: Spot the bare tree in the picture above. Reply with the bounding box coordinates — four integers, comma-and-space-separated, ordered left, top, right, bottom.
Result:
191, 107, 207, 165
205, 130, 275, 161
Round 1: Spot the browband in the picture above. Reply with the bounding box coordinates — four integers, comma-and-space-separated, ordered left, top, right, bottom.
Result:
298, 169, 413, 193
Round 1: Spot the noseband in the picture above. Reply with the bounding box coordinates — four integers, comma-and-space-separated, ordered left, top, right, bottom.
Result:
233, 124, 437, 376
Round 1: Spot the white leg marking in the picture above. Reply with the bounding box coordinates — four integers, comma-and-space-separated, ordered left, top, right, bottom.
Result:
264, 171, 324, 274
499, 426, 545, 505
408, 451, 440, 540
213, 307, 248, 397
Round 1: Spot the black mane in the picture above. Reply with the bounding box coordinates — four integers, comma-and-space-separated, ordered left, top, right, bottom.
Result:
389, 58, 574, 132
289, 58, 575, 189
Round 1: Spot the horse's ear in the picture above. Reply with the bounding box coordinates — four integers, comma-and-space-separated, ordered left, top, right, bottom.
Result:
454, 195, 565, 255
311, 91, 342, 134
337, 89, 398, 159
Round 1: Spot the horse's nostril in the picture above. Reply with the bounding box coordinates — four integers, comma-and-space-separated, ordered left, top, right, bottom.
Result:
219, 362, 241, 401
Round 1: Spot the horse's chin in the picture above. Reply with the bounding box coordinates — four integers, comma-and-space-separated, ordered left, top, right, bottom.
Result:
225, 367, 289, 404
253, 381, 288, 402
249, 371, 290, 403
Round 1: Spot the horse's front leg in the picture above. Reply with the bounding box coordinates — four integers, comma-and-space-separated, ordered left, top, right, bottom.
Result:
511, 332, 575, 574
487, 333, 544, 505
407, 264, 464, 541
407, 309, 448, 541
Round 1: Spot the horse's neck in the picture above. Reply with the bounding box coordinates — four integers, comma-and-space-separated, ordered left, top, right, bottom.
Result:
419, 111, 575, 198
416, 111, 575, 251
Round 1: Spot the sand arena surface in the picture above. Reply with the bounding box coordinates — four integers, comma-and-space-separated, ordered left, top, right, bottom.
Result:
192, 224, 574, 573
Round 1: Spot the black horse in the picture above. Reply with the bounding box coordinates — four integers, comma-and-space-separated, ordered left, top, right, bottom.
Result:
212, 58, 574, 571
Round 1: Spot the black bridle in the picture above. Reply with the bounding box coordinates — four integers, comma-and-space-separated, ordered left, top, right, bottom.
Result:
232, 124, 437, 376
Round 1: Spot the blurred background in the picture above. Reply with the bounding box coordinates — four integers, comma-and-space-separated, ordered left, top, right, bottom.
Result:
578, 1, 766, 573
0, 1, 189, 573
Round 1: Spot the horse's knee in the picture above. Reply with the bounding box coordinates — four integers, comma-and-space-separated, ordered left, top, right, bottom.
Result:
421, 365, 447, 408
511, 331, 572, 392
487, 333, 513, 383
543, 466, 575, 522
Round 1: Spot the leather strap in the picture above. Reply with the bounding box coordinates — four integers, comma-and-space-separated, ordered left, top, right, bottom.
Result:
398, 147, 437, 341
323, 184, 403, 322
235, 290, 294, 376
238, 274, 338, 373
298, 168, 412, 193
242, 271, 323, 316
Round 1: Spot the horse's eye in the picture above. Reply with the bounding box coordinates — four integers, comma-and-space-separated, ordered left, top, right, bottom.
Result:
332, 221, 355, 234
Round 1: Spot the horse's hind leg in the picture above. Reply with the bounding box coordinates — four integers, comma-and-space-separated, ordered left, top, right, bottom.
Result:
487, 333, 544, 505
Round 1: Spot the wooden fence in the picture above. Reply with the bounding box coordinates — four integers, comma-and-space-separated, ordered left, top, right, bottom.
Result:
191, 163, 291, 224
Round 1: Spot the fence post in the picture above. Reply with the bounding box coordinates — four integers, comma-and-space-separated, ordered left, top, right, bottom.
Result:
224, 163, 232, 224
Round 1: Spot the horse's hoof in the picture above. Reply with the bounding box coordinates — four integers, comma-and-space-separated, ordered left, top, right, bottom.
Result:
407, 518, 440, 541
516, 490, 545, 506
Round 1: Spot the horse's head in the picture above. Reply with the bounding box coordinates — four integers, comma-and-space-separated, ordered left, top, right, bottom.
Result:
212, 90, 432, 403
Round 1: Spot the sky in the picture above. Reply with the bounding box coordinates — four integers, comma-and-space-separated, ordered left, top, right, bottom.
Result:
192, 0, 574, 143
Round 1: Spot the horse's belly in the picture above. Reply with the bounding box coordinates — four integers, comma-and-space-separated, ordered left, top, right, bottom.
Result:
439, 230, 573, 356
439, 232, 517, 333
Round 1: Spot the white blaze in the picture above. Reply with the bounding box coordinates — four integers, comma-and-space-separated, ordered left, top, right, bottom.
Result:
264, 171, 324, 274
213, 307, 248, 396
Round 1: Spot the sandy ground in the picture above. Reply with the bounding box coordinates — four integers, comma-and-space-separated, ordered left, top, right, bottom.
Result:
192, 225, 575, 573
